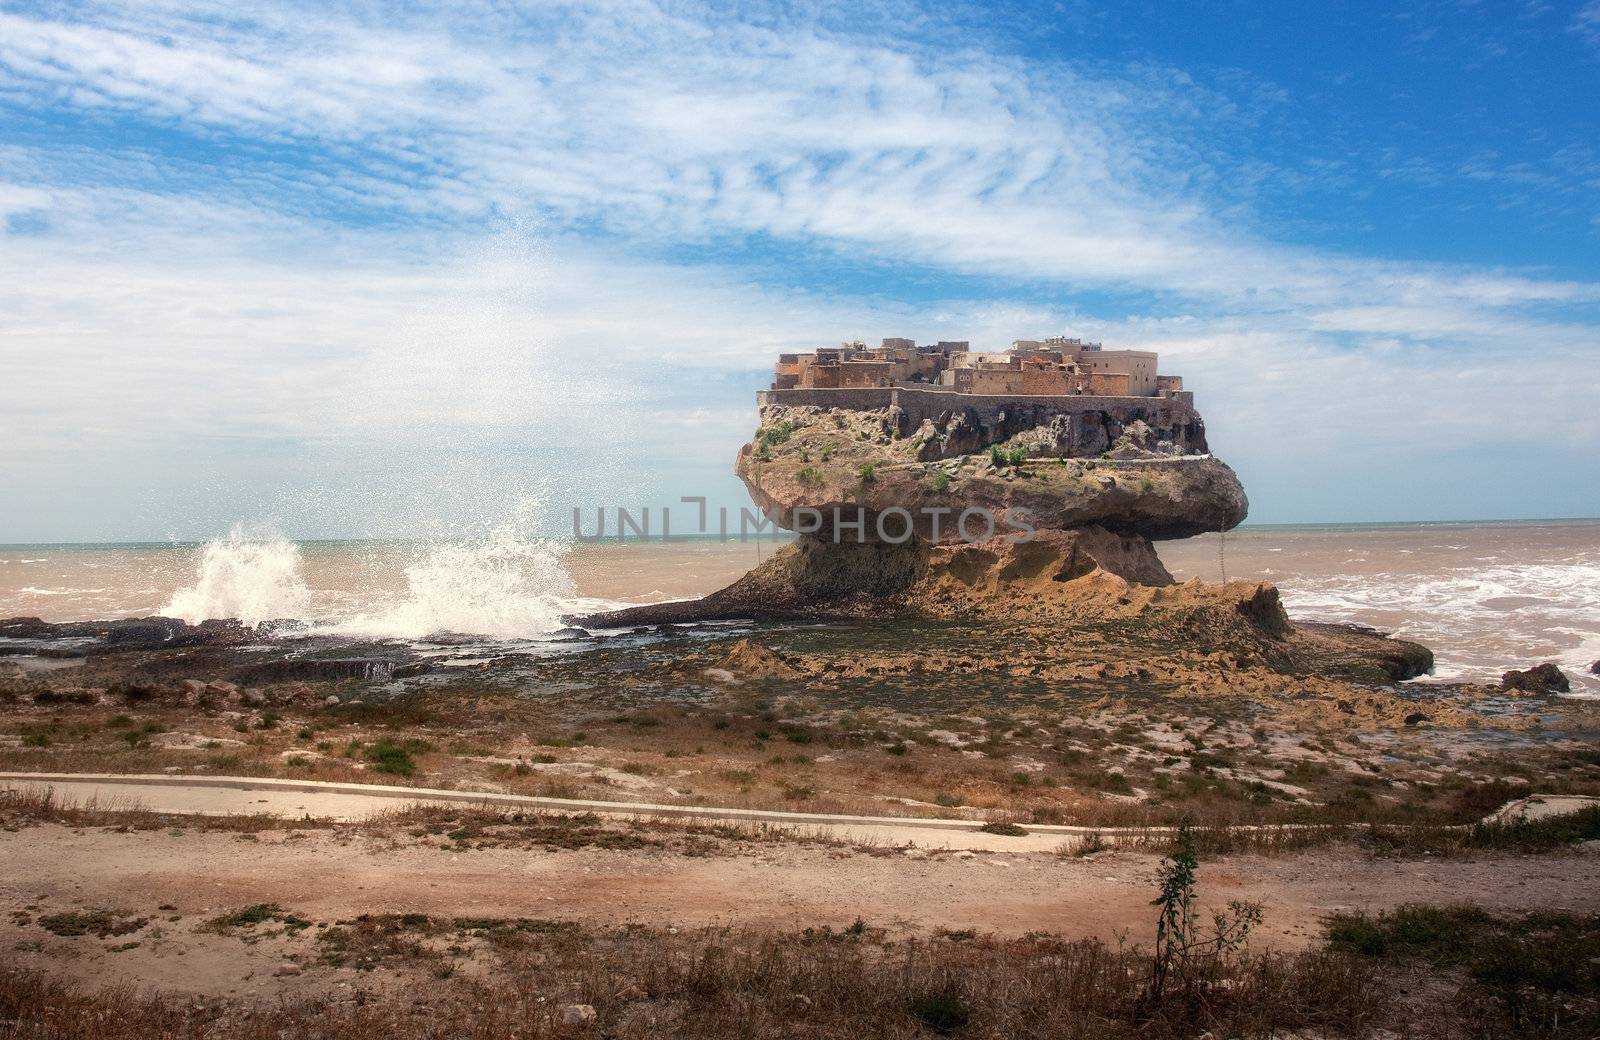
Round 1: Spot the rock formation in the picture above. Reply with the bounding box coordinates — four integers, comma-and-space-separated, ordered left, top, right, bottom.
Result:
577, 396, 1249, 627
1500, 662, 1571, 695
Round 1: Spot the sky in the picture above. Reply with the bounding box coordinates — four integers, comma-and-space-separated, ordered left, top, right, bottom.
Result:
1, 0, 1598, 543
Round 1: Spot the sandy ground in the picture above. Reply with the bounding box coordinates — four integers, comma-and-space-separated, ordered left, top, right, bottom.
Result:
0, 775, 1094, 853
5, 813, 1600, 1000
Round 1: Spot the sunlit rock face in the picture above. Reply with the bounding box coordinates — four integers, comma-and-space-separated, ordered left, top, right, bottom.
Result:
577, 398, 1249, 628
734, 400, 1246, 569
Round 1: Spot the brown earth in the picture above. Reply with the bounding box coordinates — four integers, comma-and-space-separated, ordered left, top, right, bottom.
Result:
5, 820, 1600, 1001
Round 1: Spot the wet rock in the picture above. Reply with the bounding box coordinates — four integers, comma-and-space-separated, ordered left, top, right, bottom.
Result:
233, 658, 408, 683
0, 615, 252, 651
1590, 660, 1600, 675
1500, 662, 1570, 695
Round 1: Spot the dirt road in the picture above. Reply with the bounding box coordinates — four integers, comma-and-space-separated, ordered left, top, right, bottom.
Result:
5, 811, 1600, 999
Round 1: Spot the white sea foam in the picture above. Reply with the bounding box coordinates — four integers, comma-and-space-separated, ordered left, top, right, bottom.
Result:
159, 520, 617, 640
1277, 554, 1600, 696
162, 528, 312, 627
331, 528, 601, 640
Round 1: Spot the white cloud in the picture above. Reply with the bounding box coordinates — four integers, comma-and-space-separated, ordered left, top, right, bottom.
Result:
1573, 0, 1600, 46
0, 0, 1597, 536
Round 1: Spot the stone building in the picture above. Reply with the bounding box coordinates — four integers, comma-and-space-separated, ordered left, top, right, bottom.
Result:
769, 335, 1176, 400
772, 338, 967, 390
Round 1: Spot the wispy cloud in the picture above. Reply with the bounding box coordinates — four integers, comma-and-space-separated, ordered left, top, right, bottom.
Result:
1573, 0, 1600, 47
0, 0, 1597, 536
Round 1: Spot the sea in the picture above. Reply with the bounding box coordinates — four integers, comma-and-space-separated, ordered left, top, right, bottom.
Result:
1, 519, 1596, 698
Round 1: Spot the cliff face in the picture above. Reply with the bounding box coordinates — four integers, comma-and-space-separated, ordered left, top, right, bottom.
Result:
576, 397, 1247, 627
736, 402, 1246, 548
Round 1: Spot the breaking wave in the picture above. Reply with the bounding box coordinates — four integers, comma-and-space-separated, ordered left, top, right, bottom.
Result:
332, 528, 594, 640
1277, 555, 1600, 697
163, 528, 311, 627
163, 525, 613, 640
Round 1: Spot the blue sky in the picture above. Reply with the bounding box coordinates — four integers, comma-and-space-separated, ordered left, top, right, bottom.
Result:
1, 0, 1598, 542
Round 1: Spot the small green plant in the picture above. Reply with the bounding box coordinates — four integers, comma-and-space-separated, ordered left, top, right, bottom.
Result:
932, 470, 952, 492
910, 990, 971, 1032
989, 444, 1027, 468
934, 792, 963, 808
1071, 832, 1109, 856
21, 732, 50, 748
980, 821, 1028, 836
1144, 823, 1262, 1007
858, 462, 876, 482
364, 737, 430, 776
214, 903, 284, 927
1140, 478, 1154, 491
757, 420, 797, 448
797, 466, 823, 485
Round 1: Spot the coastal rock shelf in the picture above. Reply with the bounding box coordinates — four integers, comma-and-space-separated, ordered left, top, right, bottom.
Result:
570, 334, 1438, 692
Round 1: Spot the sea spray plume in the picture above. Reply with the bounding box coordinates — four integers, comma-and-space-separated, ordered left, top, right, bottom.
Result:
333, 519, 583, 640
162, 527, 311, 626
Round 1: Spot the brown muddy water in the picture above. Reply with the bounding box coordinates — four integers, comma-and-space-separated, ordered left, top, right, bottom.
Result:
1, 520, 1596, 696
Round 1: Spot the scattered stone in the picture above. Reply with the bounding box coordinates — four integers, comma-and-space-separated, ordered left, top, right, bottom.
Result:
1500, 663, 1570, 695
205, 680, 239, 699
1590, 660, 1600, 676
720, 639, 801, 679
178, 679, 208, 702
560, 1004, 597, 1026
324, 695, 341, 707
151, 732, 246, 751
239, 688, 267, 707
275, 961, 302, 977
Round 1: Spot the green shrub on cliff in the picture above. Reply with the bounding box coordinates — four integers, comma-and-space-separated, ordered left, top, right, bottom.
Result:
932, 471, 952, 492
758, 420, 797, 448
859, 463, 876, 482
797, 466, 822, 485
989, 444, 1028, 468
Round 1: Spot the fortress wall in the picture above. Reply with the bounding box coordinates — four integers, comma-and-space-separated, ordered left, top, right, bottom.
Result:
757, 388, 894, 410
757, 385, 1197, 423
889, 385, 1198, 429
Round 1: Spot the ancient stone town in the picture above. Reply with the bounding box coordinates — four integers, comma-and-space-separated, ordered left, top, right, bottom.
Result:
771, 336, 1183, 400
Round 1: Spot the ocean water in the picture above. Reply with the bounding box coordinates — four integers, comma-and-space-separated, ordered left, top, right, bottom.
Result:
1, 520, 1596, 697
